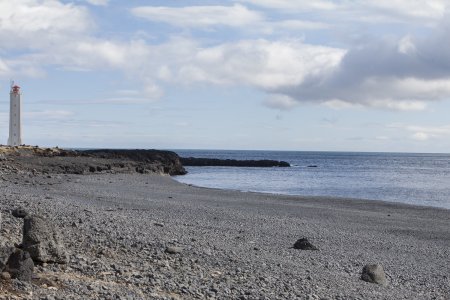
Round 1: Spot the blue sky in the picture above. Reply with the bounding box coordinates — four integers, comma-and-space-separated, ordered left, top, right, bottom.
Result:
1, 0, 450, 152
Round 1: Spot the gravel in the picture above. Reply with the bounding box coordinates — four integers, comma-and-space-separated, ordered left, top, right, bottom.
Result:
0, 171, 449, 299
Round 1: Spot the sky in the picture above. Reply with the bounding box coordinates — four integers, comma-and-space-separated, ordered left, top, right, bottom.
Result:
1, 0, 450, 152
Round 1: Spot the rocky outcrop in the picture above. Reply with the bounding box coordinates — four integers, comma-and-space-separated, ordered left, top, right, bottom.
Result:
0, 146, 187, 176
180, 157, 290, 168
22, 215, 68, 264
81, 149, 187, 175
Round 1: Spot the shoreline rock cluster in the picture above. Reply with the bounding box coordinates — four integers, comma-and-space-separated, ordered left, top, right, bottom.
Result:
1, 209, 67, 288
180, 157, 290, 167
0, 146, 187, 176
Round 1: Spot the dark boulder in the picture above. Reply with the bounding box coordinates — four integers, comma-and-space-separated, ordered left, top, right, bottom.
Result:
4, 249, 34, 281
0, 245, 16, 270
293, 238, 319, 250
12, 208, 29, 219
22, 216, 68, 264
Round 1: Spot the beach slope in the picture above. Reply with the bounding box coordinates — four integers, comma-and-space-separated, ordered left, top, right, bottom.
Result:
0, 171, 449, 299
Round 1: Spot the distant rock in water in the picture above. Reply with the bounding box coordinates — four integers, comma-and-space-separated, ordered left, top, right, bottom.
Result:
180, 157, 290, 168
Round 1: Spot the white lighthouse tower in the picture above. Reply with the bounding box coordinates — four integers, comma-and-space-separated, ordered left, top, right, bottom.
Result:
8, 83, 22, 146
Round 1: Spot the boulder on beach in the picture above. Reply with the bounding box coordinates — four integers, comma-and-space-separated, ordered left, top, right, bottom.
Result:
4, 249, 34, 282
12, 208, 29, 219
0, 245, 16, 271
22, 215, 68, 264
293, 238, 319, 250
165, 246, 183, 254
361, 264, 387, 286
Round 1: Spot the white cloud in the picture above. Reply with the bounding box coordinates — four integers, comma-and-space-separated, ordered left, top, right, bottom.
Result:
0, 0, 92, 49
238, 0, 337, 11
238, 0, 447, 24
388, 123, 450, 141
131, 4, 263, 28
176, 39, 345, 89
264, 94, 298, 110
412, 132, 429, 141
398, 36, 416, 55
131, 4, 328, 35
0, 58, 10, 76
3, 0, 450, 113
360, 0, 446, 22
84, 0, 109, 6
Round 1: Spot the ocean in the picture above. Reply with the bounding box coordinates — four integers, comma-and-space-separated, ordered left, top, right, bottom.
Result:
172, 150, 450, 210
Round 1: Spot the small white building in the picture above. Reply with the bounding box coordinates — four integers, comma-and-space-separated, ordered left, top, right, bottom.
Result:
8, 84, 22, 146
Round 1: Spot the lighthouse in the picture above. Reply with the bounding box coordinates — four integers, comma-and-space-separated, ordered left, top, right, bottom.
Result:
8, 83, 22, 146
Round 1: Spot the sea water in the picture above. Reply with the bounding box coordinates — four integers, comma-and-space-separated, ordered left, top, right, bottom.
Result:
173, 150, 450, 210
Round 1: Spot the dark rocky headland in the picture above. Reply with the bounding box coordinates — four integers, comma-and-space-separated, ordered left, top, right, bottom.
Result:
180, 157, 290, 167
0, 146, 187, 176
1, 146, 449, 299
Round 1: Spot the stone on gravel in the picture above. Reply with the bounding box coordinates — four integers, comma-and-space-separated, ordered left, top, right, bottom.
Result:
5, 249, 34, 281
361, 264, 387, 286
165, 246, 183, 254
1, 271, 11, 280
12, 207, 29, 219
0, 245, 16, 270
22, 215, 68, 264
293, 238, 318, 250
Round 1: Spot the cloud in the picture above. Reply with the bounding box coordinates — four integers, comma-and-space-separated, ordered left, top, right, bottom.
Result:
412, 132, 429, 141
273, 29, 450, 110
131, 4, 328, 35
84, 0, 109, 6
3, 0, 450, 113
131, 4, 263, 28
175, 39, 345, 89
238, 0, 337, 11
0, 0, 92, 49
263, 94, 298, 110
388, 123, 450, 141
238, 0, 447, 24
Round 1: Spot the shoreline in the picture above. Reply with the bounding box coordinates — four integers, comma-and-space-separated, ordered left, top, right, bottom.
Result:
173, 177, 450, 212
1, 172, 449, 299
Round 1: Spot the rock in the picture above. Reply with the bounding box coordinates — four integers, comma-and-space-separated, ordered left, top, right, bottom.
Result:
165, 246, 183, 254
22, 215, 68, 264
4, 249, 34, 281
361, 264, 387, 285
1, 271, 11, 280
12, 207, 29, 218
180, 157, 290, 168
0, 245, 16, 270
293, 238, 319, 250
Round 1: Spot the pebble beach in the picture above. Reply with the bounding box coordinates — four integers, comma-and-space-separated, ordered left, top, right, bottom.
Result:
1, 169, 449, 299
